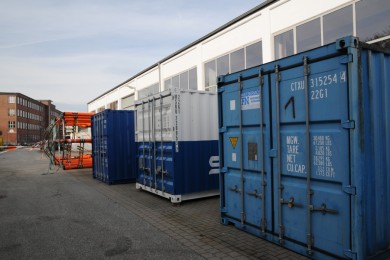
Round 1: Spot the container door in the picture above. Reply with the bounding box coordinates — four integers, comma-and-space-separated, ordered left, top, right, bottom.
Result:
220, 71, 273, 232
272, 56, 351, 257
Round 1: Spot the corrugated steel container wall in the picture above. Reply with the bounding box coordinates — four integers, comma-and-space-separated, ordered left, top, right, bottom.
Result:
218, 36, 390, 259
91, 110, 136, 184
135, 89, 219, 203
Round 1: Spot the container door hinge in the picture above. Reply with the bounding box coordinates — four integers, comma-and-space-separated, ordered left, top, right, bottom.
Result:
219, 127, 227, 133
220, 167, 228, 174
342, 120, 355, 129
218, 86, 225, 93
339, 54, 354, 64
343, 249, 357, 260
269, 149, 278, 158
260, 218, 267, 232
343, 185, 356, 196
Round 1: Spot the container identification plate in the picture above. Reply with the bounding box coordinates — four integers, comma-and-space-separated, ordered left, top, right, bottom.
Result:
230, 100, 236, 110
241, 90, 260, 110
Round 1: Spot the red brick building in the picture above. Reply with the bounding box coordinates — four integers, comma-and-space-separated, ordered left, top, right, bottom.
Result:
0, 93, 61, 145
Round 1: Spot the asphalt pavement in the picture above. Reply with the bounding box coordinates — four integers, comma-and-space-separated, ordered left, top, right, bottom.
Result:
0, 148, 307, 260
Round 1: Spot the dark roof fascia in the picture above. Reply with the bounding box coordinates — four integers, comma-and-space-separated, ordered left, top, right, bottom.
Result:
0, 92, 59, 109
1, 92, 40, 103
88, 0, 278, 104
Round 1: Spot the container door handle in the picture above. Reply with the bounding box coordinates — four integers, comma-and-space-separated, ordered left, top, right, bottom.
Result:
281, 197, 303, 208
142, 167, 151, 173
246, 189, 262, 199
156, 166, 168, 176
229, 185, 241, 194
310, 203, 338, 215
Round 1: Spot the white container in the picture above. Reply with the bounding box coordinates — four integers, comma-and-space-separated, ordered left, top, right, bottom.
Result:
134, 88, 219, 203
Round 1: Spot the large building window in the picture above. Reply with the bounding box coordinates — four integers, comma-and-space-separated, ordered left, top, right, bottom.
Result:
180, 71, 189, 90
274, 30, 294, 59
8, 121, 15, 128
297, 18, 321, 53
8, 96, 15, 103
109, 101, 118, 110
356, 0, 390, 48
205, 60, 217, 89
8, 109, 15, 116
188, 68, 197, 90
138, 83, 160, 100
164, 67, 197, 91
205, 41, 263, 91
121, 94, 135, 110
246, 41, 263, 69
172, 75, 179, 89
230, 48, 245, 73
217, 54, 229, 77
323, 5, 353, 45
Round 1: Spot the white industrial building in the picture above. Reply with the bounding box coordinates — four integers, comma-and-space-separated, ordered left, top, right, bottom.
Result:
87, 0, 389, 112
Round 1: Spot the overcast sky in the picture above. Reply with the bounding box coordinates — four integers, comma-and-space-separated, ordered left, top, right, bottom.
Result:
0, 0, 263, 112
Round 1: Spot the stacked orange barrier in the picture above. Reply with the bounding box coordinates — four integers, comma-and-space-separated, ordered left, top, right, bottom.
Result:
62, 154, 93, 170
54, 138, 92, 144
54, 154, 92, 166
62, 112, 94, 128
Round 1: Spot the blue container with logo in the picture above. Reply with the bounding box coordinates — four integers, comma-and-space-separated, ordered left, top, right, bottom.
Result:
92, 110, 136, 184
218, 36, 390, 259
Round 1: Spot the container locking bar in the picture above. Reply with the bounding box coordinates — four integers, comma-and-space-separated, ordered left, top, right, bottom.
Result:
303, 56, 313, 254
275, 64, 283, 244
259, 68, 266, 233
238, 76, 246, 226
141, 102, 146, 185
159, 95, 165, 191
148, 100, 153, 188
152, 96, 157, 190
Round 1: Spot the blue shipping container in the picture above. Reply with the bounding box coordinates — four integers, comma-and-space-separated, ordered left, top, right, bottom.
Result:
218, 36, 390, 259
135, 89, 219, 203
92, 110, 136, 184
